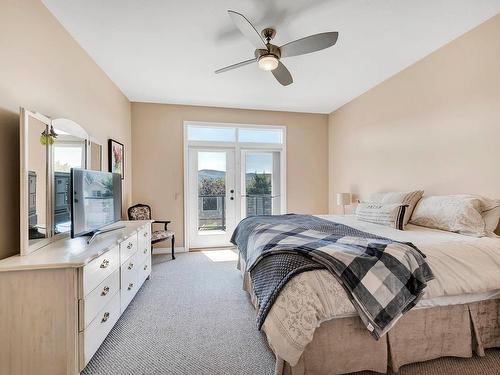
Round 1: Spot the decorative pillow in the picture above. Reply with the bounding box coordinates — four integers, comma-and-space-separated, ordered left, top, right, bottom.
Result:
410, 196, 486, 237
355, 202, 408, 230
369, 190, 424, 226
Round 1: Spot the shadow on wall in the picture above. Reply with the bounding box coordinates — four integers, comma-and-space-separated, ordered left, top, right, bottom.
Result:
0, 108, 21, 258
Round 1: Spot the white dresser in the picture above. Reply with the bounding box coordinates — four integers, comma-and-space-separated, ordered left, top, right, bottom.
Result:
0, 220, 152, 375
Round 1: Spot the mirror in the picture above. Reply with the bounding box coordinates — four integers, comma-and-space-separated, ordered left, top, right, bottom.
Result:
20, 110, 104, 255
88, 140, 103, 171
23, 111, 50, 248
51, 119, 88, 236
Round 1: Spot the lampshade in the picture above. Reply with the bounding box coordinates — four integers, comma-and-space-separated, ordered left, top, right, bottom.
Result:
258, 55, 279, 71
336, 192, 351, 206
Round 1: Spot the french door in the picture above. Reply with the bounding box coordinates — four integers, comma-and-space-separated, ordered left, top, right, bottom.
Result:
185, 123, 286, 250
187, 148, 284, 249
188, 148, 236, 248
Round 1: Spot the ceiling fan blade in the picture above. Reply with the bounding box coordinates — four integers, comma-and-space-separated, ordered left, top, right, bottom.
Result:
280, 32, 338, 58
272, 61, 293, 86
228, 10, 267, 50
215, 58, 257, 74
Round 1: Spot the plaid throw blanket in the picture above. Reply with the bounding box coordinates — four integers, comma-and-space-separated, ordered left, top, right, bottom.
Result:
231, 214, 434, 339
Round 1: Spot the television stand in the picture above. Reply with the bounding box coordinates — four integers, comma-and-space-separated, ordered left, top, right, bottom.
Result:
87, 224, 126, 244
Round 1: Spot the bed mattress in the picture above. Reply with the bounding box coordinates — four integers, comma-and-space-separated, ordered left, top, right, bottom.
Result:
318, 215, 500, 309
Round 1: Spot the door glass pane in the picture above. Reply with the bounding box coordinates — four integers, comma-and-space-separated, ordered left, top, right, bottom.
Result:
244, 152, 273, 217
239, 128, 283, 143
198, 151, 226, 231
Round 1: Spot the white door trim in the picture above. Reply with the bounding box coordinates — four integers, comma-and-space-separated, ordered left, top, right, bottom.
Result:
183, 121, 287, 251
187, 147, 236, 248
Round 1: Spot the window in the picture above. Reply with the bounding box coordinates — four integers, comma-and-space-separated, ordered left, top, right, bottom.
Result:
187, 126, 236, 142
187, 124, 284, 145
238, 128, 283, 144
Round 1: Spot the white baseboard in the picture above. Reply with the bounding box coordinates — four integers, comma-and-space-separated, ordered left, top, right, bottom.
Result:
153, 246, 186, 254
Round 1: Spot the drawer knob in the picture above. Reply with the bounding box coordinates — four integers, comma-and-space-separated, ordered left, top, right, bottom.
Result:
101, 312, 110, 323
101, 286, 110, 296
143, 264, 148, 271
127, 242, 133, 249
100, 259, 109, 269
128, 263, 134, 270
128, 283, 134, 290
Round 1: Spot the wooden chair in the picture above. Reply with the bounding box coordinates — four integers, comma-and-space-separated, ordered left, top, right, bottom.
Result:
128, 203, 175, 259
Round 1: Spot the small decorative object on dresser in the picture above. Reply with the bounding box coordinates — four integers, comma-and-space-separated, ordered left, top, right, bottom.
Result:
336, 192, 351, 214
128, 203, 175, 259
108, 139, 124, 179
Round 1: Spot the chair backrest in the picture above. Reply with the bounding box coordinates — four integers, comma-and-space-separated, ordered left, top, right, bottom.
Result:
128, 204, 152, 221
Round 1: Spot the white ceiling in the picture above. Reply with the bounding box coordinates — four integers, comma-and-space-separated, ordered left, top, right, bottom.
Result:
42, 0, 500, 114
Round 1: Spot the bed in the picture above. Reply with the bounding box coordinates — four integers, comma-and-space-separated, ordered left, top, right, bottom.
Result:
237, 214, 500, 374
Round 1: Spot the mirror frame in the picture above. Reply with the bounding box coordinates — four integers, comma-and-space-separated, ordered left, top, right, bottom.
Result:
88, 137, 104, 172
20, 108, 53, 254
20, 109, 104, 255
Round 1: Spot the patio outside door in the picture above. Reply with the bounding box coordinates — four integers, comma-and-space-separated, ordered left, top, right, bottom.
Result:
185, 123, 286, 250
188, 148, 236, 248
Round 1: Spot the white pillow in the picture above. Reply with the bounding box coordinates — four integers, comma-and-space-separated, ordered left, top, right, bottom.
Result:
453, 195, 500, 236
369, 190, 424, 225
356, 202, 408, 230
410, 195, 486, 237
483, 205, 500, 236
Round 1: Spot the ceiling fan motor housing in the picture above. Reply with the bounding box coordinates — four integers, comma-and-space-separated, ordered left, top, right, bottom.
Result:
255, 44, 281, 60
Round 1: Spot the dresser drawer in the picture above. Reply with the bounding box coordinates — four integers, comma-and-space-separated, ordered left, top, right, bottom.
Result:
82, 246, 120, 296
120, 234, 138, 265
137, 225, 151, 260
120, 253, 138, 313
136, 229, 151, 266
80, 292, 120, 369
138, 255, 152, 286
79, 268, 120, 331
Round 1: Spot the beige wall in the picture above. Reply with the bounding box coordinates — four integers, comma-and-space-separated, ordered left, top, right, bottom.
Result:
329, 13, 500, 214
131, 103, 329, 248
0, 0, 131, 259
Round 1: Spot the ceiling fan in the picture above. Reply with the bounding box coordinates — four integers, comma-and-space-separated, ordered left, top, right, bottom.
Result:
215, 10, 339, 86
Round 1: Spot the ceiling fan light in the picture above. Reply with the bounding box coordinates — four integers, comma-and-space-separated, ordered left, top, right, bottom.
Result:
258, 55, 279, 71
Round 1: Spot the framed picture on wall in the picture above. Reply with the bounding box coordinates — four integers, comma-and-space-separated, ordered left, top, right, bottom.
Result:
108, 139, 124, 179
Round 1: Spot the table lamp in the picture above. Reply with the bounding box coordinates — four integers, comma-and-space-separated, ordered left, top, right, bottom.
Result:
336, 193, 351, 215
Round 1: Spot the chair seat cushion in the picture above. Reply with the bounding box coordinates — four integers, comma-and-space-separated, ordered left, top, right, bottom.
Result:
152, 230, 174, 242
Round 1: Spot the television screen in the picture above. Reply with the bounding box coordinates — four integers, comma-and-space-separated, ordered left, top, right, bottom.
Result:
70, 169, 122, 238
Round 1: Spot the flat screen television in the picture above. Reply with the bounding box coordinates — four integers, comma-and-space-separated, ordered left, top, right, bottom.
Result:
70, 168, 122, 238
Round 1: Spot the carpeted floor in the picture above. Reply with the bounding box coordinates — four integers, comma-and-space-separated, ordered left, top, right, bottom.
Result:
83, 251, 500, 375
